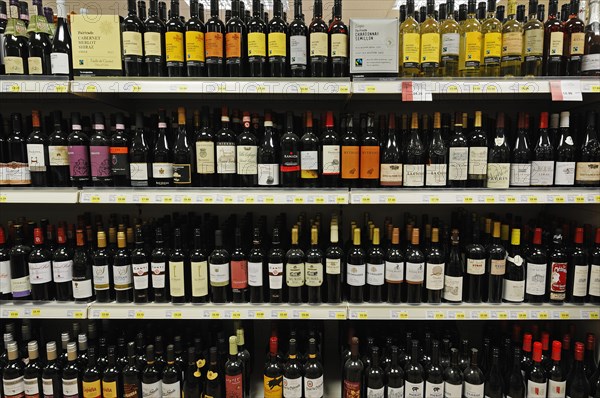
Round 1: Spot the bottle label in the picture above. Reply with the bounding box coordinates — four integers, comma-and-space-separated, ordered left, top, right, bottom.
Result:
205, 32, 224, 58
29, 261, 52, 284
226, 32, 242, 59
248, 261, 263, 286
387, 386, 404, 398
216, 143, 236, 174
102, 380, 118, 398
570, 32, 585, 55
258, 164, 280, 186
72, 278, 93, 299
530, 161, 554, 186
169, 261, 186, 296
48, 145, 69, 166
191, 261, 209, 297
130, 163, 149, 182
152, 162, 173, 179
380, 163, 403, 185
463, 382, 484, 397
443, 275, 463, 302
468, 147, 488, 176
27, 143, 47, 172
341, 146, 360, 179
283, 376, 302, 398
286, 262, 305, 287
132, 261, 149, 290
582, 53, 600, 72
151, 262, 166, 288
172, 163, 191, 185
186, 31, 205, 62
526, 262, 547, 295
483, 32, 501, 63
550, 261, 567, 300
268, 262, 284, 289
310, 32, 328, 57
225, 375, 242, 398
67, 145, 90, 178
426, 163, 447, 186
503, 278, 525, 302
195, 141, 215, 174
385, 261, 404, 283
448, 147, 468, 181
331, 33, 348, 58
425, 381, 443, 398
367, 386, 385, 398
11, 275, 31, 297
347, 263, 366, 286
509, 163, 531, 186
231, 260, 248, 289
343, 380, 362, 398
572, 264, 589, 297
209, 262, 230, 287
326, 258, 341, 275
306, 262, 324, 287
42, 377, 54, 396
237, 145, 258, 175
113, 264, 133, 291
406, 262, 424, 283
546, 379, 565, 398
490, 258, 506, 276
144, 32, 163, 57
264, 375, 283, 398
248, 32, 266, 57
4, 56, 24, 74
6, 161, 31, 185
405, 381, 424, 398
421, 33, 440, 66
141, 380, 161, 398
322, 145, 340, 175
161, 381, 180, 398
367, 262, 385, 286
123, 382, 139, 398
441, 32, 460, 61
486, 163, 510, 188
360, 146, 380, 179
281, 151, 300, 172
0, 260, 11, 294
549, 31, 564, 57
50, 52, 69, 74
110, 147, 129, 177
24, 376, 39, 395
304, 376, 324, 398
290, 35, 307, 66
300, 150, 319, 179
502, 31, 522, 59
464, 31, 482, 66
444, 382, 462, 398
402, 33, 420, 68
527, 381, 547, 397
524, 29, 544, 58
590, 264, 600, 297
89, 146, 111, 178
554, 162, 575, 185
62, 377, 79, 398
268, 32, 287, 57
123, 31, 143, 56
467, 258, 485, 275
403, 164, 425, 187
426, 262, 445, 290
575, 162, 600, 182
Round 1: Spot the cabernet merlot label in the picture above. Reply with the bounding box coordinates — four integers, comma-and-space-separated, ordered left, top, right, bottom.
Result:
283, 376, 302, 398
248, 262, 263, 287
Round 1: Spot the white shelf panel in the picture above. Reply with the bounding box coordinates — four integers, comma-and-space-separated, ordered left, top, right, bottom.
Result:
79, 188, 349, 205
350, 188, 600, 205
88, 302, 347, 320
0, 78, 69, 93
0, 301, 88, 319
70, 77, 351, 94
0, 188, 79, 203
348, 303, 600, 321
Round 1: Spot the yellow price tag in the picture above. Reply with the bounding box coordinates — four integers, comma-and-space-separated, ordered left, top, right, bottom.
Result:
173, 311, 183, 319
478, 312, 489, 319
204, 197, 214, 203
265, 196, 275, 203
245, 197, 256, 203
554, 196, 565, 203
85, 85, 98, 92
178, 85, 188, 92
455, 312, 465, 319
365, 86, 376, 93
0, 195, 7, 202
299, 86, 310, 93
277, 311, 288, 319
506, 196, 517, 203
31, 309, 41, 316
135, 311, 145, 319
429, 196, 440, 203
399, 312, 408, 319
231, 311, 241, 319
386, 197, 397, 203
131, 85, 142, 92
463, 196, 473, 203
336, 312, 346, 319
336, 196, 346, 204
293, 197, 304, 204
538, 312, 549, 319
210, 311, 221, 319
55, 85, 68, 93
360, 196, 371, 204
163, 196, 173, 203
91, 195, 101, 203
224, 196, 233, 203
434, 312, 444, 319
447, 85, 459, 93
485, 85, 498, 93
339, 86, 350, 93
300, 312, 310, 319
485, 197, 495, 203
591, 85, 600, 93
141, 196, 150, 203
595, 195, 600, 203
117, 196, 127, 203
100, 311, 110, 319
560, 312, 570, 319
315, 197, 325, 204
255, 311, 265, 319
519, 84, 533, 93
518, 312, 528, 319
528, 196, 538, 203
358, 312, 368, 319
73, 311, 85, 319
9, 311, 19, 318
472, 85, 482, 93
497, 312, 508, 319
180, 196, 191, 203
575, 196, 585, 203
256, 85, 266, 93
590, 312, 599, 319
9, 84, 20, 92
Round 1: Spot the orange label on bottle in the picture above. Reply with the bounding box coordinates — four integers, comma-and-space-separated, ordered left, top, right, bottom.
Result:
165, 31, 185, 62
102, 381, 118, 398
360, 146, 380, 179
205, 32, 224, 58
82, 380, 101, 398
264, 376, 283, 398
186, 31, 205, 61
226, 32, 242, 59
341, 146, 360, 179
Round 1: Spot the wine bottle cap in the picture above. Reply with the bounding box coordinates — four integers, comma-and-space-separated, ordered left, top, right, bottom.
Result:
574, 227, 583, 244
559, 111, 569, 128
46, 342, 57, 360
305, 111, 313, 128
532, 228, 542, 245
411, 112, 419, 130
431, 227, 439, 243
33, 227, 43, 245
117, 231, 126, 249
325, 111, 334, 128
501, 224, 509, 241
551, 341, 562, 361
539, 112, 548, 129
433, 112, 441, 129
532, 342, 542, 362
562, 334, 571, 350
76, 229, 85, 247
411, 227, 419, 245
523, 333, 532, 352
574, 342, 584, 361
269, 336, 278, 354
541, 332, 549, 350
228, 336, 238, 355
586, 334, 595, 351
177, 107, 186, 125
32, 110, 41, 128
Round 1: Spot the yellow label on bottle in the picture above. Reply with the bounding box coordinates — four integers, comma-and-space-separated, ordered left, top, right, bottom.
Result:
264, 376, 283, 398
268, 32, 287, 57
402, 32, 420, 65
27, 57, 43, 74
144, 31, 163, 57
421, 32, 440, 64
549, 31, 564, 56
331, 33, 348, 57
524, 29, 543, 56
82, 380, 101, 398
570, 32, 585, 55
123, 31, 143, 56
4, 56, 24, 74
483, 32, 502, 59
102, 381, 118, 398
186, 31, 205, 61
165, 31, 185, 62
465, 31, 482, 63
502, 31, 522, 56
248, 32, 266, 57
310, 32, 328, 57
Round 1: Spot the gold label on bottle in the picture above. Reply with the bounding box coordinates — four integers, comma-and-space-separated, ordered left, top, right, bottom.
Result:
549, 31, 564, 56
247, 32, 266, 57
144, 32, 163, 57
575, 162, 600, 182
123, 31, 143, 56
27, 57, 43, 74
310, 32, 328, 57
268, 32, 287, 57
502, 31, 522, 58
570, 32, 585, 55
165, 31, 185, 62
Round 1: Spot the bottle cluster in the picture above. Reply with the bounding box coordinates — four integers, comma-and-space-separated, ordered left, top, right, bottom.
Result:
0, 319, 254, 398
2, 108, 599, 188
1, 209, 599, 305
341, 322, 600, 398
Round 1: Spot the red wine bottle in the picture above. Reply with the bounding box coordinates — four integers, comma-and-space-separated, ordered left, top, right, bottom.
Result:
443, 348, 463, 398
566, 342, 590, 398
152, 110, 173, 187
527, 342, 547, 397
585, 334, 598, 380
288, 0, 307, 77
28, 227, 52, 301
224, 336, 243, 398
72, 229, 93, 303
591, 228, 600, 304
466, 217, 485, 303
425, 340, 443, 398
385, 227, 404, 304
366, 227, 385, 303
264, 337, 283, 397
447, 113, 469, 187
568, 227, 589, 303
131, 227, 149, 303
506, 347, 526, 398
328, 0, 348, 77
150, 227, 169, 303
531, 111, 555, 186
486, 221, 506, 303
285, 226, 305, 304
526, 228, 547, 303
521, 333, 534, 377
231, 227, 249, 303
209, 230, 230, 303
267, 0, 288, 77
404, 340, 424, 397
169, 228, 188, 303
403, 112, 425, 187
280, 112, 300, 187
325, 223, 343, 304
306, 226, 323, 304
548, 340, 566, 398
113, 231, 133, 303
405, 227, 424, 304
123, 0, 144, 76
189, 228, 208, 304
347, 227, 365, 304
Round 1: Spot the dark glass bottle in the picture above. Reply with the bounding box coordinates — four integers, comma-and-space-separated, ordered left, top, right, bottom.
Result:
443, 348, 463, 397
568, 227, 589, 303
183, 347, 202, 397
129, 112, 151, 187
424, 340, 443, 398
268, 228, 285, 303
216, 107, 237, 187
340, 115, 359, 187
152, 110, 173, 187
566, 342, 590, 398
264, 337, 283, 398
123, 0, 145, 76
308, 0, 329, 77
283, 338, 302, 398
267, 0, 288, 77
113, 231, 133, 303
27, 227, 52, 301
285, 227, 305, 304
161, 345, 181, 397
325, 223, 343, 304
47, 111, 70, 187
52, 226, 73, 301
23, 340, 43, 398
247, 228, 265, 303
189, 228, 208, 303
205, 0, 225, 77
82, 347, 101, 397
342, 337, 363, 397
225, 0, 246, 77
404, 340, 424, 396
510, 112, 532, 187
303, 338, 324, 398
185, 0, 206, 76
289, 0, 307, 77
544, 0, 565, 75
280, 112, 301, 187
194, 110, 215, 186
164, 0, 185, 76
503, 228, 525, 303
50, 0, 72, 76
4, 0, 28, 75
425, 228, 444, 304
486, 112, 510, 188
403, 112, 425, 187
447, 113, 469, 187
144, 0, 166, 76
526, 228, 547, 303
27, 0, 52, 75
347, 227, 365, 303
150, 227, 169, 303
405, 227, 424, 303
547, 340, 567, 397
306, 226, 323, 304
442, 229, 463, 303
380, 112, 402, 187
89, 113, 112, 187
72, 229, 93, 303
486, 221, 506, 303
466, 218, 486, 303
26, 110, 49, 187
360, 114, 381, 188
564, 0, 585, 76
10, 225, 32, 302
425, 112, 447, 187
300, 111, 320, 187
123, 342, 141, 397
236, 328, 251, 397
66, 113, 90, 187
483, 347, 503, 398
366, 346, 385, 397
237, 112, 258, 187
91, 230, 110, 303
591, 228, 600, 304
41, 341, 62, 398
328, 0, 348, 76
385, 227, 404, 304
224, 336, 244, 398
209, 230, 230, 303
247, 0, 267, 77
131, 227, 149, 303
531, 111, 555, 186
521, 333, 534, 378
231, 228, 249, 303
102, 346, 121, 397
109, 113, 130, 187
142, 345, 162, 397
463, 348, 484, 397
575, 110, 600, 187
467, 111, 488, 187
527, 342, 547, 398
555, 111, 576, 186
257, 114, 280, 187
172, 107, 192, 186
169, 228, 188, 303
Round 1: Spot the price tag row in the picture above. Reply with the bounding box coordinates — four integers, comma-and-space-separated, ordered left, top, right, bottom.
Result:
81, 193, 348, 204
354, 193, 598, 205
86, 308, 347, 320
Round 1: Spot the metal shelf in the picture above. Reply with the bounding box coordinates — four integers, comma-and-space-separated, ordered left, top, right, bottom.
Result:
0, 301, 87, 319
0, 188, 79, 203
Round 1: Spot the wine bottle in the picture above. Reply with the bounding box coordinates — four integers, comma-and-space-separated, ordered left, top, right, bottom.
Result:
566, 342, 590, 398
329, 0, 348, 77
303, 225, 323, 304
286, 226, 305, 304
23, 340, 42, 398
82, 347, 101, 398
298, 112, 319, 187
236, 112, 258, 187
49, 0, 71, 76
468, 111, 488, 187
446, 113, 468, 187
366, 346, 385, 397
317, 111, 340, 187
568, 227, 589, 303
575, 110, 600, 187
194, 110, 215, 186
41, 342, 61, 398
531, 111, 555, 186
123, 0, 144, 76
160, 344, 181, 397
341, 336, 363, 397
6, 113, 29, 186
182, 347, 201, 397
142, 345, 162, 398
527, 342, 547, 397
131, 227, 149, 303
268, 0, 288, 77
264, 337, 283, 398
591, 228, 600, 305
209, 230, 230, 303
225, 0, 246, 77
522, 0, 544, 76
404, 340, 424, 397
424, 340, 443, 398
279, 112, 300, 187
89, 113, 112, 187
169, 228, 188, 303
466, 218, 485, 303
509, 112, 532, 187
91, 230, 110, 303
229, 227, 248, 303
300, 338, 323, 398
403, 112, 425, 187
462, 348, 484, 397
546, 340, 567, 398
0, 229, 10, 301
122, 342, 141, 397
51, 226, 73, 301
385, 227, 404, 304
405, 227, 424, 304
150, 227, 168, 303
360, 114, 381, 187
526, 227, 547, 303
582, 0, 600, 76
216, 107, 237, 187
564, 0, 585, 76
188, 228, 208, 303
419, 0, 441, 77
562, 334, 573, 377
268, 228, 285, 303
363, 227, 384, 303
27, 227, 51, 300
247, 0, 267, 76
204, 0, 224, 76
60, 342, 80, 398
184, 0, 205, 76
379, 112, 402, 187
113, 231, 133, 303
223, 335, 244, 398
102, 346, 120, 397
108, 113, 130, 187
45, 111, 69, 187
129, 113, 151, 187
555, 111, 576, 186
347, 227, 365, 304
288, 0, 307, 77
72, 229, 93, 303
486, 221, 506, 303
10, 224, 31, 301
486, 112, 510, 188
25, 110, 48, 187
257, 114, 279, 186
340, 115, 359, 187
425, 112, 447, 186
245, 228, 264, 303
172, 107, 193, 186
503, 228, 525, 303
441, 348, 462, 398
424, 227, 444, 304
543, 0, 565, 75
282, 338, 302, 398
585, 334, 598, 382
152, 110, 173, 187
144, 0, 166, 76
307, 0, 328, 77
521, 333, 534, 379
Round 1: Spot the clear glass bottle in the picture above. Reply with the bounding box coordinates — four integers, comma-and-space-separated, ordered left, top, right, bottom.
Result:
522, 0, 544, 76
420, 0, 440, 77
400, 0, 421, 77
481, 0, 502, 76
440, 0, 460, 77
459, 0, 482, 76
501, 0, 523, 76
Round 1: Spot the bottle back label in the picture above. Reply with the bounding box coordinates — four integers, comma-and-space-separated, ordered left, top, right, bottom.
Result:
247, 32, 266, 57
530, 161, 554, 186
268, 32, 287, 57
50, 53, 70, 74
402, 33, 420, 68
48, 145, 69, 166
196, 141, 215, 174
554, 162, 575, 185
509, 163, 531, 186
186, 31, 205, 62
191, 261, 208, 297
360, 146, 380, 179
406, 262, 424, 283
527, 381, 546, 397
305, 262, 323, 287
575, 162, 600, 182
405, 381, 423, 398
444, 382, 462, 398
367, 386, 384, 398
343, 380, 361, 398
209, 262, 229, 287
526, 263, 547, 295
290, 35, 307, 66
547, 379, 566, 398
248, 261, 263, 287
443, 275, 463, 302
62, 377, 79, 398
425, 381, 443, 398
341, 146, 360, 179
347, 263, 366, 286
304, 376, 323, 398
101, 381, 118, 398
448, 147, 468, 181
263, 375, 283, 398
0, 260, 11, 294
283, 376, 302, 398
169, 261, 186, 296
286, 263, 305, 287
67, 145, 90, 177
268, 263, 283, 289
231, 260, 248, 289
132, 262, 149, 290
205, 32, 224, 58
425, 262, 445, 290
310, 32, 328, 57
572, 264, 588, 297
550, 261, 567, 301
420, 33, 440, 66
123, 31, 143, 56
144, 32, 163, 57
366, 262, 385, 286
590, 264, 600, 297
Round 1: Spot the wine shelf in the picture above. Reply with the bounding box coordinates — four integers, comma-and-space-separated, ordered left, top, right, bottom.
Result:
0, 301, 87, 319
0, 77, 69, 94
0, 187, 79, 203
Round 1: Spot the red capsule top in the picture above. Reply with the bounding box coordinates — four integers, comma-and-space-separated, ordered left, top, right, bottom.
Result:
562, 334, 571, 350
532, 228, 543, 245
574, 227, 584, 244
539, 112, 549, 129
541, 332, 549, 351
57, 227, 66, 245
33, 227, 44, 245
586, 333, 596, 351
0, 227, 5, 245
595, 227, 600, 244
523, 333, 533, 353
574, 342, 585, 361
532, 342, 542, 363
551, 341, 562, 362
326, 111, 334, 128
269, 336, 278, 355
